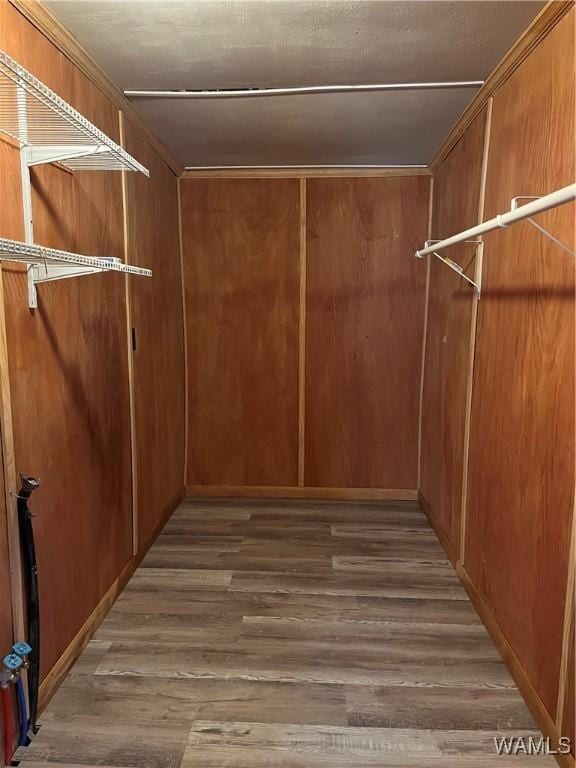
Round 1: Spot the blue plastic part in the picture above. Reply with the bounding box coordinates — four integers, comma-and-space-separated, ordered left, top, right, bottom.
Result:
2, 653, 23, 671
13, 642, 32, 658
15, 676, 29, 746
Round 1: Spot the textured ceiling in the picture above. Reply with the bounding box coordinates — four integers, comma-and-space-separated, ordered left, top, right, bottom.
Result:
46, 0, 544, 167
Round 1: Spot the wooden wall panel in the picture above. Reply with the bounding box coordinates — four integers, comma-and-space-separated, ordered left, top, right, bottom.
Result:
123, 120, 185, 549
0, 137, 19, 766
420, 109, 487, 555
181, 179, 300, 486
305, 177, 429, 489
464, 10, 575, 720
0, 444, 12, 671
0, 2, 132, 678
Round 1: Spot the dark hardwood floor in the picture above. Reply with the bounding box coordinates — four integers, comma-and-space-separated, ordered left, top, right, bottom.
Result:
19, 499, 553, 767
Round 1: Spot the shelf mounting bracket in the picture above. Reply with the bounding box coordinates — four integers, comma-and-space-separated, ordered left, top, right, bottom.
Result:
24, 144, 111, 167
30, 258, 122, 285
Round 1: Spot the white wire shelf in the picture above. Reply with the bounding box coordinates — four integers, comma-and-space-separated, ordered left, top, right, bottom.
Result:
0, 50, 149, 175
0, 237, 152, 282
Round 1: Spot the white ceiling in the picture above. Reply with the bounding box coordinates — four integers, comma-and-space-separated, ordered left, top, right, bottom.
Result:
46, 0, 544, 168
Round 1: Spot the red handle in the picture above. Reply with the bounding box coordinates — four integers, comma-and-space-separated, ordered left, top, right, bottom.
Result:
1, 685, 13, 767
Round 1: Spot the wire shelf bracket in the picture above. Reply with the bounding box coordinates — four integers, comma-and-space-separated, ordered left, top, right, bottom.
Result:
0, 49, 151, 307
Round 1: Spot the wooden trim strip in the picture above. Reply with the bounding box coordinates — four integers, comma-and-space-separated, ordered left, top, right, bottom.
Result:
430, 0, 574, 171
556, 496, 576, 729
0, 267, 24, 643
38, 488, 182, 713
177, 178, 189, 488
119, 111, 139, 557
7, 0, 183, 176
185, 485, 418, 501
181, 168, 432, 179
298, 178, 307, 487
38, 555, 133, 713
459, 98, 493, 564
416, 177, 433, 489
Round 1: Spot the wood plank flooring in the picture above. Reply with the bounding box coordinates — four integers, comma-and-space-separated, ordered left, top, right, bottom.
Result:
18, 499, 553, 767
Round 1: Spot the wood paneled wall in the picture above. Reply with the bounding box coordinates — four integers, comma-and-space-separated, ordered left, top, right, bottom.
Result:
466, 9, 575, 723
0, 450, 11, 682
420, 108, 488, 558
0, 139, 18, 673
0, 0, 132, 678
420, 7, 575, 755
0, 0, 184, 708
305, 177, 428, 489
123, 119, 186, 550
180, 176, 429, 495
181, 179, 300, 487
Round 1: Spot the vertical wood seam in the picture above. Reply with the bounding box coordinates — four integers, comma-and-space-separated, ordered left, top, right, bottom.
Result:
556, 495, 575, 730
298, 178, 307, 487
416, 177, 434, 491
0, 267, 24, 643
177, 177, 190, 489
119, 110, 139, 557
459, 97, 493, 564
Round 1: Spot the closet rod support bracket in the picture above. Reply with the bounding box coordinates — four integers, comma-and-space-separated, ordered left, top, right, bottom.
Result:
430, 251, 481, 296
416, 238, 481, 258
510, 196, 574, 256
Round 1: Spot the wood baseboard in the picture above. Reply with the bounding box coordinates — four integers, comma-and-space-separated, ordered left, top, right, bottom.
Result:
456, 563, 575, 768
418, 492, 574, 767
418, 491, 459, 566
38, 556, 133, 714
185, 485, 418, 501
136, 488, 183, 561
38, 488, 183, 715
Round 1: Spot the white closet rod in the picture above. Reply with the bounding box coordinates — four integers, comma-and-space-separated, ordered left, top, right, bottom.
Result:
124, 81, 484, 99
416, 183, 576, 258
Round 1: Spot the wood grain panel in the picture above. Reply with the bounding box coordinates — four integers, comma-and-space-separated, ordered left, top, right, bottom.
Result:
420, 109, 487, 555
0, 429, 12, 667
0, 137, 22, 661
305, 177, 429, 488
0, 2, 132, 678
465, 10, 575, 720
181, 179, 300, 486
123, 119, 186, 551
